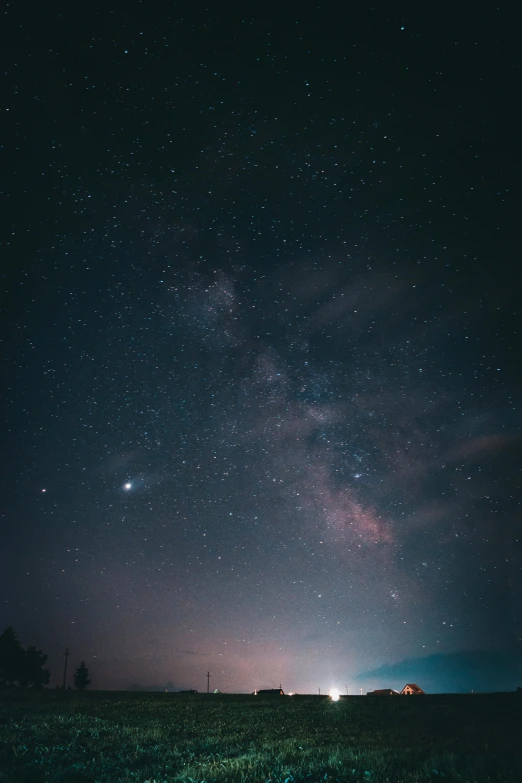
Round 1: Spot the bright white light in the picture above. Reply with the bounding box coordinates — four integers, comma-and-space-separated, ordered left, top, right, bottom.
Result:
329, 688, 340, 702
124, 482, 132, 490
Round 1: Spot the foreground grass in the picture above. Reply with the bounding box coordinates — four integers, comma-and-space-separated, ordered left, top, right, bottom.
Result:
0, 691, 520, 782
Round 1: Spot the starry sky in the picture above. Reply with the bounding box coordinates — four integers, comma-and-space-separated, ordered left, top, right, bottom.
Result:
1, 5, 521, 694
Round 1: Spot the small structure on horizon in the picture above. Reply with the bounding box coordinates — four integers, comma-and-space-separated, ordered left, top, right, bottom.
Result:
401, 683, 425, 695
254, 687, 285, 696
367, 688, 399, 696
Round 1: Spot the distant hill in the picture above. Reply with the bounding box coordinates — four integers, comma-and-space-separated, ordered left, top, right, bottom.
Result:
357, 649, 522, 693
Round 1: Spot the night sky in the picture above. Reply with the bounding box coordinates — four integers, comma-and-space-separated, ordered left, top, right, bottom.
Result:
1, 5, 521, 694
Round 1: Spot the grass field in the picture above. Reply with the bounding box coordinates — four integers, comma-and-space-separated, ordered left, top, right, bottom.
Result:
0, 690, 520, 782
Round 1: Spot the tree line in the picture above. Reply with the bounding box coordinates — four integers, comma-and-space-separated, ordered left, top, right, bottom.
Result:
0, 627, 90, 689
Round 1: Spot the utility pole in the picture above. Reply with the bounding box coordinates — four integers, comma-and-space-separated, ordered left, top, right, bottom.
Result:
206, 671, 211, 694
318, 687, 320, 696
345, 684, 348, 695
63, 648, 70, 690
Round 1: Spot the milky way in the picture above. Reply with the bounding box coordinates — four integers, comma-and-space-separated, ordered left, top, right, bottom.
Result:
1, 5, 520, 694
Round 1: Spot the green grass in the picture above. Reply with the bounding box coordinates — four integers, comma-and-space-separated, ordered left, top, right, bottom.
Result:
0, 691, 520, 782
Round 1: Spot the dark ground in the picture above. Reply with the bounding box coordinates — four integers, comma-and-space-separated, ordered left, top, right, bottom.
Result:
0, 690, 521, 782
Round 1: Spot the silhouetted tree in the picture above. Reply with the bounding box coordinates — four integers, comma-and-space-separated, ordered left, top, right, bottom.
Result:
0, 628, 50, 688
74, 661, 91, 690
0, 627, 25, 687
21, 646, 50, 689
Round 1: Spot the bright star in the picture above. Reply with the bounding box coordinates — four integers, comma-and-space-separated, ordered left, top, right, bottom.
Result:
124, 482, 132, 490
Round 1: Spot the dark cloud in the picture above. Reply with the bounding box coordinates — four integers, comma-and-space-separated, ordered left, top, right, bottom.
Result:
357, 649, 522, 694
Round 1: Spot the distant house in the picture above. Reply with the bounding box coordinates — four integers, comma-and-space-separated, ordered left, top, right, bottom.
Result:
401, 684, 425, 695
367, 688, 399, 696
254, 688, 285, 696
